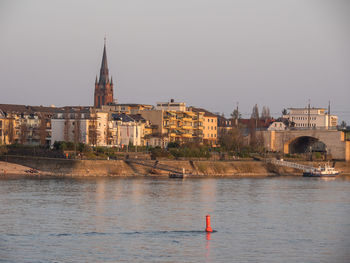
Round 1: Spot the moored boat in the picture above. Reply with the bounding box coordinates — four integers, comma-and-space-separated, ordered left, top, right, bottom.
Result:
169, 173, 185, 178
303, 163, 339, 177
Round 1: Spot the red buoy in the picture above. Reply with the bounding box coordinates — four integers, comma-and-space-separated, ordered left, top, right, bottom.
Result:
205, 215, 213, 232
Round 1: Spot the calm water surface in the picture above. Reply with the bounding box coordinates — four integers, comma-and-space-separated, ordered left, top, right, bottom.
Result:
1, 176, 350, 262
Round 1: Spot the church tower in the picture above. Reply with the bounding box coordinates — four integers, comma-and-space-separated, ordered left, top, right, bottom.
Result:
94, 40, 114, 108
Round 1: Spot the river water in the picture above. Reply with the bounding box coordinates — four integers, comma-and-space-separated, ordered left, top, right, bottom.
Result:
1, 176, 350, 263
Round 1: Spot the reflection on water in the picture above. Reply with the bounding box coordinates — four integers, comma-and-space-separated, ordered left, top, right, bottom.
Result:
1, 177, 350, 262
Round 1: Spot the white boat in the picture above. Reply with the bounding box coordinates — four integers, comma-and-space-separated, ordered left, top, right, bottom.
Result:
303, 163, 339, 177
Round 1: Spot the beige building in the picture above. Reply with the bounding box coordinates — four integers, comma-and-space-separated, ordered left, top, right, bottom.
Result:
0, 104, 66, 146
140, 108, 204, 145
283, 108, 338, 129
0, 112, 16, 145
101, 104, 153, 114
189, 107, 218, 146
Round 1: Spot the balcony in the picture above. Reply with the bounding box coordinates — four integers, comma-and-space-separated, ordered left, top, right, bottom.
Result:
182, 133, 193, 138
165, 123, 177, 129
181, 125, 192, 130
184, 111, 196, 116
163, 113, 176, 119
182, 117, 192, 122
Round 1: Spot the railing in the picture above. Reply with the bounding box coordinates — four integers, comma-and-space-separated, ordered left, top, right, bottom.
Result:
268, 158, 317, 172
126, 159, 184, 175
287, 126, 339, 131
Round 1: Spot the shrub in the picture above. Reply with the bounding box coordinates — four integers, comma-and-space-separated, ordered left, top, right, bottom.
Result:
167, 142, 180, 148
150, 147, 172, 158
0, 146, 8, 155
168, 143, 211, 158
314, 152, 322, 159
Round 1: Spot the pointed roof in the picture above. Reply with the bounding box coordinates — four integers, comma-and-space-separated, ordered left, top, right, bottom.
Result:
101, 43, 108, 71
99, 41, 109, 85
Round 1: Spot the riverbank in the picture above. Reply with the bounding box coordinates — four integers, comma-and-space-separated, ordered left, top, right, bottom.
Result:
1, 155, 350, 177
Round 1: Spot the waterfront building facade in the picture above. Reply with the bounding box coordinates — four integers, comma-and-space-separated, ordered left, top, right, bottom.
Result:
108, 113, 149, 147
140, 108, 204, 144
189, 107, 218, 146
51, 109, 108, 146
0, 104, 63, 146
283, 108, 338, 129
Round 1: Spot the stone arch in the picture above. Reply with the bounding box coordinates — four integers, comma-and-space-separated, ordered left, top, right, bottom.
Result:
285, 136, 327, 154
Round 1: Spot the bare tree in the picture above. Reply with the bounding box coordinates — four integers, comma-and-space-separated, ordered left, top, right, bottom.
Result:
106, 118, 114, 146
251, 104, 259, 120
219, 127, 244, 152
231, 109, 241, 126
7, 116, 15, 144
249, 104, 259, 148
74, 110, 81, 144
38, 113, 47, 145
19, 122, 28, 145
261, 106, 271, 120
89, 108, 98, 146
64, 108, 70, 142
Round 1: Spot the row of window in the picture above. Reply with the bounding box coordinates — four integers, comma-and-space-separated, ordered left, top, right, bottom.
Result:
295, 123, 316, 127
205, 133, 217, 138
292, 116, 317, 121
207, 118, 216, 123
205, 126, 217, 130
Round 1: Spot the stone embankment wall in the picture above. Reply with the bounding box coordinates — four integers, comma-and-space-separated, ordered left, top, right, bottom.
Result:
1, 155, 350, 176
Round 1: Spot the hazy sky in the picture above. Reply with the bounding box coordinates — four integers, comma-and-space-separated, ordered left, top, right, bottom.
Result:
1, 0, 349, 122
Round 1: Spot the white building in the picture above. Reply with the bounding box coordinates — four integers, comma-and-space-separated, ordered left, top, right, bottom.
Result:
109, 113, 146, 147
51, 110, 108, 146
283, 108, 338, 129
156, 99, 186, 112
268, 121, 287, 131
146, 136, 169, 148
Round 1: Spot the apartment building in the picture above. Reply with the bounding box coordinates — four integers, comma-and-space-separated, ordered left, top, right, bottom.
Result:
51, 109, 108, 146
140, 108, 204, 144
0, 104, 63, 145
101, 104, 153, 114
109, 113, 150, 147
0, 111, 16, 145
189, 107, 218, 146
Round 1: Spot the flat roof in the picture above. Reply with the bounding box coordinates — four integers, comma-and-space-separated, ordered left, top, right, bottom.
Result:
288, 107, 326, 110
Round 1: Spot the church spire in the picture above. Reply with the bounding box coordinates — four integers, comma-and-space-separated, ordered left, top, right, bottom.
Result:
94, 38, 114, 108
99, 38, 109, 85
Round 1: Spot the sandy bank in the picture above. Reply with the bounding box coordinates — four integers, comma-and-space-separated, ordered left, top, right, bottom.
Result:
0, 156, 349, 178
